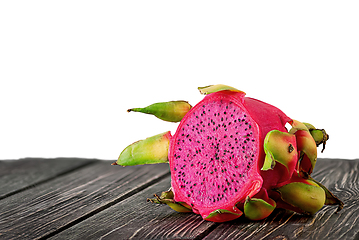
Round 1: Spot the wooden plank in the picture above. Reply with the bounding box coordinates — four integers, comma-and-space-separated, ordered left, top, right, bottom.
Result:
0, 161, 170, 240
49, 159, 359, 240
50, 176, 217, 240
0, 158, 98, 199
202, 159, 359, 240
1, 158, 357, 240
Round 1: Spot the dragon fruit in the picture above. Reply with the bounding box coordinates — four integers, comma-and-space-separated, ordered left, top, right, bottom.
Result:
113, 84, 343, 222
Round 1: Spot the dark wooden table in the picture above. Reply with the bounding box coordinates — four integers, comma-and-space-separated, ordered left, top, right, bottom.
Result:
0, 158, 358, 240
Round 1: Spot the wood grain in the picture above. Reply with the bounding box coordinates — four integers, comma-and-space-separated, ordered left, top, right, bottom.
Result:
203, 159, 359, 240
50, 159, 359, 240
50, 177, 217, 240
0, 158, 357, 240
0, 160, 170, 239
0, 158, 98, 199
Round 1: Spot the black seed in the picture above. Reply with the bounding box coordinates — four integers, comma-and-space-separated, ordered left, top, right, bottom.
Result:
288, 144, 294, 153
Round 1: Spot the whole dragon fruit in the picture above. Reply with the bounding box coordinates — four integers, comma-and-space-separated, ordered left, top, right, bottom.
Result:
113, 84, 342, 222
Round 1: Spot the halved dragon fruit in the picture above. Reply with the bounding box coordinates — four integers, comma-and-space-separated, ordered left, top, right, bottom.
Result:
113, 84, 343, 222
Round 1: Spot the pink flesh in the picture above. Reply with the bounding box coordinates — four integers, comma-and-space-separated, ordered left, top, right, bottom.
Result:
169, 91, 263, 218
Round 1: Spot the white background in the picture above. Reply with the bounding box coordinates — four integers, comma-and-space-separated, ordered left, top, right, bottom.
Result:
1, 1, 358, 161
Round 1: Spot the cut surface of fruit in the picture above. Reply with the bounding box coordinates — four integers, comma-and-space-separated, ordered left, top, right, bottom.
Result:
169, 91, 262, 218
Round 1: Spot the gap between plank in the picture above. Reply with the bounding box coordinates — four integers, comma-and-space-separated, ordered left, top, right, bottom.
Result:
193, 223, 220, 240
0, 160, 99, 201
38, 171, 171, 240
